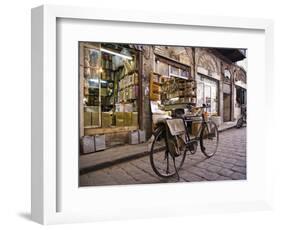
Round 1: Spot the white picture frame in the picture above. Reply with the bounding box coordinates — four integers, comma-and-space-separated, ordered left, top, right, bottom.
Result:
31, 4, 274, 225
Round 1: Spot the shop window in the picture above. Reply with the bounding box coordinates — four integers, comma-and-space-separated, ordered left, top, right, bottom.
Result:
82, 44, 139, 130
197, 75, 218, 114
156, 60, 169, 76
155, 56, 190, 79
236, 87, 247, 105
152, 58, 194, 106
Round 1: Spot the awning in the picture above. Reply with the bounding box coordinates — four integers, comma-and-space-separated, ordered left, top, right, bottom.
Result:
215, 48, 246, 62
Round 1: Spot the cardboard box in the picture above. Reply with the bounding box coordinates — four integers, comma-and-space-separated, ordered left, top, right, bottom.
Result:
124, 103, 133, 112
132, 112, 138, 126
80, 136, 95, 154
138, 130, 146, 143
102, 112, 112, 128
80, 135, 106, 154
115, 112, 124, 120
91, 112, 100, 127
116, 119, 125, 127
134, 73, 139, 84
115, 103, 124, 112
128, 130, 146, 144
84, 106, 99, 112
94, 135, 106, 151
128, 131, 139, 144
84, 112, 92, 127
124, 112, 132, 126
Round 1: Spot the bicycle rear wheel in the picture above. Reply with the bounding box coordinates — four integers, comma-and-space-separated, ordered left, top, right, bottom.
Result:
150, 126, 186, 178
200, 121, 219, 157
236, 117, 243, 128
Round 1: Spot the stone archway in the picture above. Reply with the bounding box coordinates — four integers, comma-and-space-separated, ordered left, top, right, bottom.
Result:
197, 51, 220, 75
234, 68, 247, 83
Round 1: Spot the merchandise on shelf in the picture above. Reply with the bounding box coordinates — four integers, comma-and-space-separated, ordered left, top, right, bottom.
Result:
84, 112, 91, 127
102, 112, 112, 128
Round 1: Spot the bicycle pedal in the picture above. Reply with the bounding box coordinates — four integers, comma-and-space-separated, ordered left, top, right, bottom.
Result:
187, 140, 197, 151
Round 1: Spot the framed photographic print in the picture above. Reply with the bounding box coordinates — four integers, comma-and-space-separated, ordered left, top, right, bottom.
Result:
31, 5, 274, 225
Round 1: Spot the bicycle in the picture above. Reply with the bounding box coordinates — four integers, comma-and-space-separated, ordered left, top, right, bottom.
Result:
149, 104, 219, 179
236, 104, 247, 128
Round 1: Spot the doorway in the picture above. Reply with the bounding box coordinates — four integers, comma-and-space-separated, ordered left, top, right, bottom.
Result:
223, 93, 231, 121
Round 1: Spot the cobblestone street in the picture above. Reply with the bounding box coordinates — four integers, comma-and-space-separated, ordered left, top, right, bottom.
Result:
80, 127, 246, 186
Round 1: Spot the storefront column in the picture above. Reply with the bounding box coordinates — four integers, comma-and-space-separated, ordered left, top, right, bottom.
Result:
141, 47, 155, 139
79, 43, 84, 138
219, 78, 224, 120
231, 80, 235, 121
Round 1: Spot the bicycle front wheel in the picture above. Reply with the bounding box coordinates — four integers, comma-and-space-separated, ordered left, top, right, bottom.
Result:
200, 121, 219, 157
150, 126, 186, 178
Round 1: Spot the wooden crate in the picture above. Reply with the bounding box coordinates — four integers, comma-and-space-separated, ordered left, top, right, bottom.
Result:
84, 112, 92, 127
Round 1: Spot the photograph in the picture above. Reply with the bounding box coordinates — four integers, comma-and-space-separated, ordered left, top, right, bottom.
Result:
78, 42, 247, 186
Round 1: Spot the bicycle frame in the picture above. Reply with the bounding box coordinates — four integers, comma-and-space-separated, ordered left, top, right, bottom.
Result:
149, 104, 218, 179
183, 107, 210, 142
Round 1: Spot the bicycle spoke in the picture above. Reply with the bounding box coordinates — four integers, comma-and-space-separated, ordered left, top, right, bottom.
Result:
150, 126, 186, 178
166, 152, 170, 174
200, 121, 219, 157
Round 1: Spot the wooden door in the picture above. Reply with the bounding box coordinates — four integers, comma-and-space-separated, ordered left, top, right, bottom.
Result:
223, 93, 231, 121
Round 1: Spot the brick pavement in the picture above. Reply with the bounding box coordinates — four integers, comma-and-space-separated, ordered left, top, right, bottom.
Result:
80, 127, 246, 186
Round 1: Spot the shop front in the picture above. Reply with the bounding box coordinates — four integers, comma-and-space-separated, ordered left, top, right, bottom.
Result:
79, 44, 246, 154
80, 42, 142, 150
233, 67, 247, 120
196, 74, 219, 115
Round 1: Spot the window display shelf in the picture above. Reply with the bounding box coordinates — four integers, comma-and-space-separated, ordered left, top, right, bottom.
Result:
84, 125, 139, 135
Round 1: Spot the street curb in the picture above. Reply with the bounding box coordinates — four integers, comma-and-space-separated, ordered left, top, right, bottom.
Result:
80, 126, 239, 174
218, 125, 236, 132
80, 150, 150, 175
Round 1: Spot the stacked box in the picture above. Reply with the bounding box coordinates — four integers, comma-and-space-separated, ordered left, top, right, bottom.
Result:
116, 119, 124, 126
134, 73, 138, 84
84, 112, 92, 127
124, 88, 129, 101
84, 106, 97, 112
124, 112, 132, 126
128, 130, 139, 145
80, 136, 95, 154
115, 103, 124, 112
128, 86, 133, 99
128, 74, 134, 86
128, 130, 146, 144
134, 85, 139, 98
94, 135, 106, 151
115, 112, 124, 127
102, 112, 112, 128
132, 112, 138, 126
138, 130, 146, 143
124, 103, 133, 112
91, 112, 100, 126
80, 135, 106, 154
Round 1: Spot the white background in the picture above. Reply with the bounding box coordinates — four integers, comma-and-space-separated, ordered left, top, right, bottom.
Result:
57, 17, 267, 219
0, 0, 280, 229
